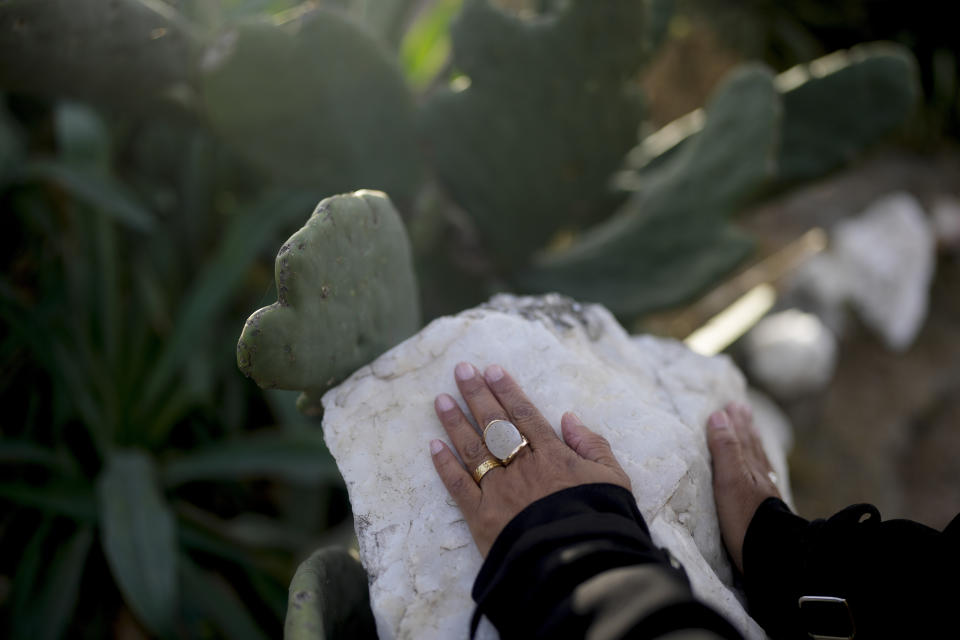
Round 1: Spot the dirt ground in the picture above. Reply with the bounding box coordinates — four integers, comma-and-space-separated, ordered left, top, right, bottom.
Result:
740, 151, 960, 530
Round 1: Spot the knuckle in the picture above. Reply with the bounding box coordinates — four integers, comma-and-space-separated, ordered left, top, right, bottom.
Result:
592, 434, 611, 449
448, 475, 471, 496
510, 401, 538, 422
463, 439, 487, 461
460, 377, 485, 398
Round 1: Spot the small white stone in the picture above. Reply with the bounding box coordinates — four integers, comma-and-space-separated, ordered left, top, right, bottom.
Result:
745, 309, 837, 400
322, 294, 792, 640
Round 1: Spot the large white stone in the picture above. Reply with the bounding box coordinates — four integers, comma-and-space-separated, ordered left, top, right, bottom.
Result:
833, 192, 935, 351
785, 192, 935, 352
322, 294, 792, 640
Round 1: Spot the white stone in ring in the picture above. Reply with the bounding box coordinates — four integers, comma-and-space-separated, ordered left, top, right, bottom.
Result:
484, 419, 526, 462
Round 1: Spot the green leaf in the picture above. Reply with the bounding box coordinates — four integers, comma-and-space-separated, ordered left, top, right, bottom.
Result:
0, 482, 97, 522
97, 450, 179, 638
54, 102, 110, 169
180, 555, 270, 640
23, 160, 156, 231
399, 0, 461, 89
9, 518, 54, 639
13, 526, 94, 640
0, 440, 66, 470
140, 189, 318, 426
162, 430, 341, 486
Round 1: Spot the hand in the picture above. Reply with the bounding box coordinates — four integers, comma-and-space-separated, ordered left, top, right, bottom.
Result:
430, 362, 632, 557
707, 402, 782, 573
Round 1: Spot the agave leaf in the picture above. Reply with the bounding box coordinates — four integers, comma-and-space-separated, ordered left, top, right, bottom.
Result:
97, 450, 179, 638
162, 430, 340, 486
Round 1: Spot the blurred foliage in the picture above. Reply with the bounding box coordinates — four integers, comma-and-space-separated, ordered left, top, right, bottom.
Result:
0, 98, 346, 637
0, 0, 943, 637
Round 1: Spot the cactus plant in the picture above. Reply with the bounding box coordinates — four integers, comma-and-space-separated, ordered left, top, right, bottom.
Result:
774, 43, 919, 184
0, 0, 193, 116
420, 0, 665, 266
201, 11, 423, 209
518, 65, 781, 316
284, 547, 376, 640
237, 190, 420, 415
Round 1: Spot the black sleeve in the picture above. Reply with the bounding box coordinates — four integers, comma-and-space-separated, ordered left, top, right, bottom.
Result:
742, 497, 960, 639
470, 483, 743, 640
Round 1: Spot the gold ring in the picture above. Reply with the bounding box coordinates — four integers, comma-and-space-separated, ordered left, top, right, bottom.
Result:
472, 458, 503, 484
483, 419, 529, 464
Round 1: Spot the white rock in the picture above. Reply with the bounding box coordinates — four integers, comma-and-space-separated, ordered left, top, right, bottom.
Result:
832, 192, 935, 351
322, 294, 792, 640
744, 309, 837, 400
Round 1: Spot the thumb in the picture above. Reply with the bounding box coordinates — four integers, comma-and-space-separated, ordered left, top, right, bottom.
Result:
562, 412, 619, 469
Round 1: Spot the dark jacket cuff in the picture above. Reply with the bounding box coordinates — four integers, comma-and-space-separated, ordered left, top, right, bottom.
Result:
471, 483, 738, 640
742, 497, 953, 639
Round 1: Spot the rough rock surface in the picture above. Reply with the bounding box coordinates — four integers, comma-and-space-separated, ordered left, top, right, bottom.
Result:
322, 294, 792, 639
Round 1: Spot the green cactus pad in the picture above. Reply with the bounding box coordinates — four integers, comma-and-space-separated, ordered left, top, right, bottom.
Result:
519, 64, 781, 317
420, 0, 660, 265
237, 190, 420, 414
775, 43, 919, 184
201, 12, 422, 207
284, 547, 376, 640
0, 0, 192, 116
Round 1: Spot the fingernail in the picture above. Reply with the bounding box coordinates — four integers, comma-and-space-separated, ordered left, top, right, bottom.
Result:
565, 412, 583, 426
430, 439, 444, 455
436, 394, 455, 412
484, 364, 504, 382
455, 362, 474, 381
709, 411, 730, 430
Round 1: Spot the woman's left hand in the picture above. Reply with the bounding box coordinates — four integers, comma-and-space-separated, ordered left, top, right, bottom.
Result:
430, 362, 632, 557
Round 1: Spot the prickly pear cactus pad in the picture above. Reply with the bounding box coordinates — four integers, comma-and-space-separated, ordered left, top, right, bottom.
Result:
420, 0, 660, 265
0, 0, 192, 116
201, 11, 422, 206
519, 65, 780, 317
775, 44, 919, 184
237, 190, 420, 414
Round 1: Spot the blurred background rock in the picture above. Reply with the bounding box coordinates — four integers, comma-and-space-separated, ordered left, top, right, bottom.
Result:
1, 0, 957, 637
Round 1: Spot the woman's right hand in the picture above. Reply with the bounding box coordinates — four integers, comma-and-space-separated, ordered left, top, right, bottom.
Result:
707, 403, 782, 573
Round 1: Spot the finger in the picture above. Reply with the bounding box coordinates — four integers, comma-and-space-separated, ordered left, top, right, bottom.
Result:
435, 393, 496, 471
706, 410, 744, 483
561, 412, 621, 469
725, 402, 752, 445
430, 439, 480, 510
453, 362, 518, 447
483, 364, 559, 447
727, 402, 770, 469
